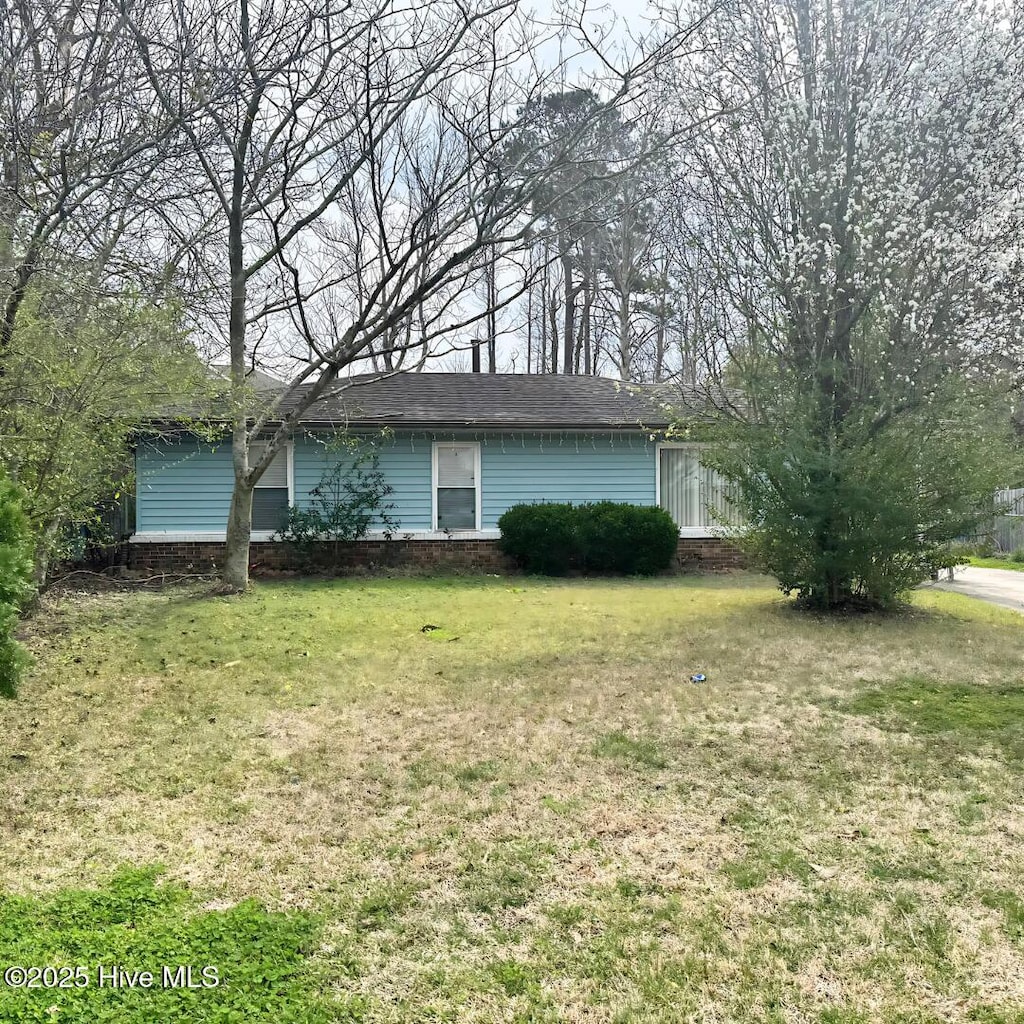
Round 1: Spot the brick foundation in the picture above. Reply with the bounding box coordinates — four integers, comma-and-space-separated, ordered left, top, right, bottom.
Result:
127, 536, 744, 575
674, 537, 745, 571
127, 539, 515, 575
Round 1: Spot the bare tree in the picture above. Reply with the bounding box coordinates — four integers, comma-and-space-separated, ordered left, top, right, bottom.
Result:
503, 93, 686, 382
597, 166, 662, 381
124, 0, 690, 589
0, 0, 189, 370
508, 89, 618, 375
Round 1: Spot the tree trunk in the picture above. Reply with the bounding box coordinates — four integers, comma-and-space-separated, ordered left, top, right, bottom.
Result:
30, 520, 61, 593
221, 158, 251, 583
549, 293, 559, 373
556, 226, 575, 374
582, 273, 593, 375
219, 2, 255, 592
539, 255, 548, 373
486, 247, 497, 372
561, 246, 574, 374
222, 480, 253, 591
526, 270, 533, 374
653, 250, 668, 382
617, 254, 632, 380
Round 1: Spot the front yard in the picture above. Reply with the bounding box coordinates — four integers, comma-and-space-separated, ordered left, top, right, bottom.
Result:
2, 576, 1024, 1022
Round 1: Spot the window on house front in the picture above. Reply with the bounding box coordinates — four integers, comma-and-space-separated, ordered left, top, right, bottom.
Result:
434, 442, 479, 531
658, 446, 740, 532
251, 442, 290, 531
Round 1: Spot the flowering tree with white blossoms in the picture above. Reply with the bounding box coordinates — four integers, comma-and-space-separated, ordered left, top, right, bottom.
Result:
669, 0, 1024, 609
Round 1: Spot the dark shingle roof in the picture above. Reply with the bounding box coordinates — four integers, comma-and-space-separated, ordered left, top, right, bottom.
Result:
280, 373, 677, 429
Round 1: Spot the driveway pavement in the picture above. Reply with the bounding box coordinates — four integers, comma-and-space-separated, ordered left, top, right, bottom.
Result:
927, 566, 1024, 614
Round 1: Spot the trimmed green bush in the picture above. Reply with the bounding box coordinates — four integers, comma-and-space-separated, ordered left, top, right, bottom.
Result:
576, 501, 680, 575
497, 502, 679, 576
496, 502, 578, 575
573, 501, 627, 574
0, 472, 33, 697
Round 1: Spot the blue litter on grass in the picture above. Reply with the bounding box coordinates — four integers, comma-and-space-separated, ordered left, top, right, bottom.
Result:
690, 673, 706, 684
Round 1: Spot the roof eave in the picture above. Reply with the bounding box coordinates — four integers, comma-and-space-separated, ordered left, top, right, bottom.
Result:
138, 417, 672, 431
295, 419, 671, 431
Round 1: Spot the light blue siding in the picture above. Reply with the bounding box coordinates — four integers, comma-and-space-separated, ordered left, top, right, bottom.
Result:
478, 434, 655, 525
292, 434, 433, 530
135, 429, 656, 534
135, 436, 235, 532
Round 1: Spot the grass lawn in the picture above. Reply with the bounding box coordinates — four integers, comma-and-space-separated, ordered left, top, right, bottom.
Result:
3, 574, 1024, 1023
966, 557, 1024, 572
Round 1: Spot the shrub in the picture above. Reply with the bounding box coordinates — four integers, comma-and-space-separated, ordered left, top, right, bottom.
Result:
496, 502, 578, 575
703, 379, 1022, 610
497, 502, 678, 576
576, 501, 679, 575
940, 541, 976, 567
1010, 547, 1024, 564
946, 538, 997, 560
276, 444, 395, 565
969, 538, 998, 559
573, 501, 629, 573
0, 473, 34, 697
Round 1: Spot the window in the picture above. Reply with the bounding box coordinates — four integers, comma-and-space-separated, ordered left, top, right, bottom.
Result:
251, 441, 291, 531
658, 446, 740, 533
433, 442, 479, 531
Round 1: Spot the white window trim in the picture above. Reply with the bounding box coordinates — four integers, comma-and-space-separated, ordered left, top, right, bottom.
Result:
249, 438, 294, 533
431, 441, 481, 532
655, 442, 718, 539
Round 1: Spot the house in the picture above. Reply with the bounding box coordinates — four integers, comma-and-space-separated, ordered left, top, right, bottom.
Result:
128, 373, 742, 572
